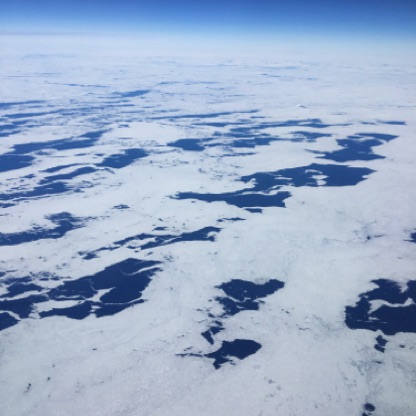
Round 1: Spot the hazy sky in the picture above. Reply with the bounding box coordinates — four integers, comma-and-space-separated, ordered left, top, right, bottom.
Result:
1, 0, 415, 40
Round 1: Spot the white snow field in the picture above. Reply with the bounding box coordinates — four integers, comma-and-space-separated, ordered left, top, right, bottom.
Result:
0, 36, 415, 416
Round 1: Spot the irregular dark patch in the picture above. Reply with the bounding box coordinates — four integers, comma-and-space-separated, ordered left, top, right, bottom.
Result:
40, 301, 93, 320
176, 163, 372, 210
5, 111, 55, 119
314, 133, 397, 162
345, 279, 416, 335
0, 294, 49, 318
0, 212, 85, 246
42, 164, 79, 173
241, 163, 375, 188
374, 335, 388, 353
217, 217, 244, 223
40, 166, 97, 184
221, 127, 331, 148
0, 181, 71, 203
12, 130, 106, 154
0, 312, 18, 331
113, 90, 150, 98
205, 339, 262, 369
98, 148, 147, 168
362, 402, 376, 416
153, 110, 256, 121
0, 258, 160, 329
379, 120, 406, 125
201, 279, 284, 346
0, 153, 35, 172
0, 100, 45, 109
168, 128, 331, 153
168, 139, 206, 151
0, 130, 106, 172
80, 226, 221, 259
288, 131, 331, 142
216, 279, 285, 317
0, 123, 25, 138
198, 118, 335, 129
0, 282, 43, 298
406, 231, 416, 243
201, 321, 224, 345
176, 190, 291, 210
46, 258, 160, 318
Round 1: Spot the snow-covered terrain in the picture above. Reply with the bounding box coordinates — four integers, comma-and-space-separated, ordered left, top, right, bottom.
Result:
1, 38, 415, 416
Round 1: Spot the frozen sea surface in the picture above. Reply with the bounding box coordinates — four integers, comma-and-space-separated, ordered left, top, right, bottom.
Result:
0, 49, 415, 416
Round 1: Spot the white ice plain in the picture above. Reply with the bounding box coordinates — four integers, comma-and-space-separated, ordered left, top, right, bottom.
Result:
0, 36, 415, 416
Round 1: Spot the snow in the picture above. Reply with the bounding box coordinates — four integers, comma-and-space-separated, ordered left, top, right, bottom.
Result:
0, 35, 415, 416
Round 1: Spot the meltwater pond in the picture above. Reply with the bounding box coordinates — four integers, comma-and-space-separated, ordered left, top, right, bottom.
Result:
176, 163, 374, 211
0, 258, 161, 329
202, 279, 285, 345
345, 279, 416, 352
205, 339, 262, 369
79, 226, 221, 259
314, 133, 397, 162
0, 212, 85, 246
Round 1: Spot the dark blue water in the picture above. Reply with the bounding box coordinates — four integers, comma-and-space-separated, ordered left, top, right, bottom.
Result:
316, 133, 397, 162
176, 163, 373, 211
201, 320, 225, 345
241, 163, 375, 188
345, 279, 416, 335
217, 279, 285, 317
217, 217, 244, 223
0, 118, 35, 138
98, 148, 147, 168
5, 111, 56, 119
42, 164, 79, 173
380, 120, 405, 125
113, 90, 150, 98
0, 258, 161, 328
0, 182, 71, 204
0, 130, 145, 204
2, 281, 43, 297
374, 335, 388, 353
40, 166, 97, 183
197, 118, 336, 130
202, 279, 284, 345
40, 301, 94, 320
0, 100, 45, 109
289, 131, 332, 142
0, 294, 48, 319
12, 130, 106, 154
0, 153, 35, 172
362, 403, 376, 416
0, 130, 106, 173
176, 190, 291, 211
153, 110, 257, 121
54, 83, 107, 88
0, 312, 19, 331
0, 212, 84, 246
80, 226, 221, 259
248, 118, 334, 129
407, 231, 416, 243
205, 339, 262, 369
168, 126, 331, 153
168, 139, 206, 151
